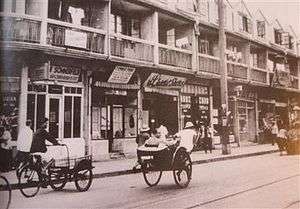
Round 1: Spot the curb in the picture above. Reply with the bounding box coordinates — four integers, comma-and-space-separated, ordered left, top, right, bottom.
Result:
8, 149, 278, 190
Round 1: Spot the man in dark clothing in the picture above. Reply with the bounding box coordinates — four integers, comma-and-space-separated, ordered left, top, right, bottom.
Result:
30, 118, 59, 153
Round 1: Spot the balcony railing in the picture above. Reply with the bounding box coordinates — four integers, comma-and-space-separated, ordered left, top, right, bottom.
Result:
198, 53, 220, 74
0, 14, 41, 43
47, 19, 106, 54
250, 67, 268, 84
227, 61, 248, 80
110, 33, 154, 62
159, 44, 192, 69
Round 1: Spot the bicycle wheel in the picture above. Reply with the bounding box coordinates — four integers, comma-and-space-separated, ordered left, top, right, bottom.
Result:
142, 162, 162, 187
18, 165, 41, 198
49, 170, 68, 191
74, 168, 93, 192
0, 175, 11, 209
173, 151, 192, 188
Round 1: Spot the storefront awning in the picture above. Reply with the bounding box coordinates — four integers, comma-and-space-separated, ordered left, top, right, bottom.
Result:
144, 87, 179, 96
93, 81, 139, 90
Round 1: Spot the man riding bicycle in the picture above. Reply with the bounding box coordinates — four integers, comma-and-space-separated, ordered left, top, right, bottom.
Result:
30, 118, 60, 175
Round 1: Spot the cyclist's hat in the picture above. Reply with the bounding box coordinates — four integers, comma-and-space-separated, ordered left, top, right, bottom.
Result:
40, 117, 49, 124
185, 121, 194, 129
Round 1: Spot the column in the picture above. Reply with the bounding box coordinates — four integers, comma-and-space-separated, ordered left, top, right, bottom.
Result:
83, 70, 91, 155
233, 96, 240, 146
40, 0, 48, 45
254, 98, 259, 143
3, 0, 12, 12
137, 73, 143, 134
191, 24, 198, 72
152, 11, 159, 65
18, 64, 28, 134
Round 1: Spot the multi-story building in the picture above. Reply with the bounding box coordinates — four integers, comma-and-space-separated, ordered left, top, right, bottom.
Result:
1, 0, 299, 160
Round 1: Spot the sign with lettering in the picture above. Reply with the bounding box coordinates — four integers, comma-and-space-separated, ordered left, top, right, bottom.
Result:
108, 66, 135, 84
30, 63, 49, 81
49, 65, 81, 82
65, 30, 87, 49
144, 73, 186, 88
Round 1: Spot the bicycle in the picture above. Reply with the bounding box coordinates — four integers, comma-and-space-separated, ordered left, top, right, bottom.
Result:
18, 144, 93, 198
0, 174, 12, 209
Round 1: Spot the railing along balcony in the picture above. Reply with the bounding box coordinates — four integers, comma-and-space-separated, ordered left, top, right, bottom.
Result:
250, 67, 268, 84
198, 53, 220, 74
0, 13, 41, 43
47, 19, 106, 54
227, 61, 248, 80
159, 44, 192, 69
110, 33, 154, 62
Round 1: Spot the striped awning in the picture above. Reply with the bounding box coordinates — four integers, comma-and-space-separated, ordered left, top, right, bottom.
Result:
93, 81, 139, 90
144, 87, 179, 96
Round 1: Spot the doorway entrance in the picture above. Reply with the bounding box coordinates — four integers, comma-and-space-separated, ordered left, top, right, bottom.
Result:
47, 96, 63, 139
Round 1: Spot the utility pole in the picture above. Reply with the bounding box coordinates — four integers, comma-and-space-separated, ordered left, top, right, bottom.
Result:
218, 0, 230, 154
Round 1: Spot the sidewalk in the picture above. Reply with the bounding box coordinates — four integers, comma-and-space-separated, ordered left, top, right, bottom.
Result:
2, 143, 278, 189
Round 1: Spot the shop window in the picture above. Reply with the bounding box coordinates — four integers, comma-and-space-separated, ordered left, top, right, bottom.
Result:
26, 94, 45, 131
64, 96, 81, 138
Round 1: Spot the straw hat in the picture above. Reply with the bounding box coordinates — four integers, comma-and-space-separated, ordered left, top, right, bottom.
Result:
140, 125, 150, 132
184, 121, 194, 129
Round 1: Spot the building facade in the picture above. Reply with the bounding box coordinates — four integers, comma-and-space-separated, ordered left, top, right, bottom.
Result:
1, 0, 299, 160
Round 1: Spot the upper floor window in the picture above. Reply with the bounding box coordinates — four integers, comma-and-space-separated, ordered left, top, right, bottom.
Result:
48, 0, 106, 29
241, 15, 252, 33
257, 21, 265, 38
274, 29, 282, 44
110, 13, 141, 38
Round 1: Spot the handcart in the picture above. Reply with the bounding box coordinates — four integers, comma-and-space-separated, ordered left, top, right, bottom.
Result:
137, 138, 192, 188
48, 144, 94, 192
18, 144, 93, 198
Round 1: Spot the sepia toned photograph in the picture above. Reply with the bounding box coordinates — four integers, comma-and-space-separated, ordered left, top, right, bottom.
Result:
0, 0, 299, 208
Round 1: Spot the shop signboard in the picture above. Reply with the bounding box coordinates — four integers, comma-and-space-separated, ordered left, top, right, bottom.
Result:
49, 65, 81, 82
108, 66, 135, 84
271, 69, 292, 88
144, 73, 186, 88
30, 62, 49, 81
65, 29, 87, 49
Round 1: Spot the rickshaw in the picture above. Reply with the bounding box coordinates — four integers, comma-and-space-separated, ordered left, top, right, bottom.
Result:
18, 144, 93, 198
137, 137, 192, 188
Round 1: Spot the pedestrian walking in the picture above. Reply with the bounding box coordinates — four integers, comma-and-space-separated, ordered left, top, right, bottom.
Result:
15, 119, 33, 168
276, 123, 287, 155
0, 125, 12, 172
270, 118, 278, 146
200, 122, 213, 154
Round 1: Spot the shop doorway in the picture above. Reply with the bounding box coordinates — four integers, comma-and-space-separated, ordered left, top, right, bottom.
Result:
47, 96, 63, 139
144, 93, 179, 135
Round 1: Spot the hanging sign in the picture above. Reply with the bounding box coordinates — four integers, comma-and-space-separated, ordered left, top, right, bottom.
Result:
65, 29, 87, 49
144, 73, 186, 88
108, 66, 135, 84
271, 69, 292, 88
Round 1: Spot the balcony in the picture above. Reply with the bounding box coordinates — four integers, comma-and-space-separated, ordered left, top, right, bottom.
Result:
47, 19, 106, 54
227, 61, 248, 80
0, 14, 41, 43
250, 67, 268, 84
110, 33, 154, 63
159, 44, 192, 69
198, 53, 220, 74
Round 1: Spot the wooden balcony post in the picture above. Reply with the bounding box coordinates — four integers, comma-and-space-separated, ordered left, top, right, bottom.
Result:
40, 0, 48, 45
192, 24, 198, 72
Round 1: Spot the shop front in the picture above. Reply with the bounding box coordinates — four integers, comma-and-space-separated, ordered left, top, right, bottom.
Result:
142, 73, 186, 135
91, 65, 139, 159
27, 57, 86, 157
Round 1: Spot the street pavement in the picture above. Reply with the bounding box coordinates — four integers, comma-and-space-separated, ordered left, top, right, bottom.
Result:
8, 152, 300, 209
2, 142, 279, 186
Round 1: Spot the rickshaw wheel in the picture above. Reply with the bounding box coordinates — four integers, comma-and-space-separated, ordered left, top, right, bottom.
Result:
173, 151, 192, 188
49, 170, 68, 191
74, 168, 93, 192
142, 162, 162, 187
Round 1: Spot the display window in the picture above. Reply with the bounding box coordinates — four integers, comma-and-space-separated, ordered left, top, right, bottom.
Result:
27, 83, 83, 139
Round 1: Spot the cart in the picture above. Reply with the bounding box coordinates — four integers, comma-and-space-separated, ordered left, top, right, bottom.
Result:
48, 144, 94, 192
137, 138, 192, 188
18, 144, 94, 198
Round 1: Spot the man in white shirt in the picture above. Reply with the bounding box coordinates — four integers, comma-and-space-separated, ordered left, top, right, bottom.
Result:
16, 120, 33, 165
157, 123, 168, 140
176, 122, 197, 153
